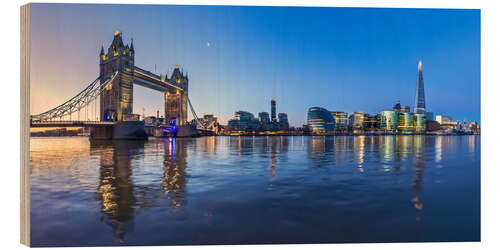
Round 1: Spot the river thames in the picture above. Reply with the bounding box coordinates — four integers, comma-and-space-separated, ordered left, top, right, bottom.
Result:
29, 135, 480, 246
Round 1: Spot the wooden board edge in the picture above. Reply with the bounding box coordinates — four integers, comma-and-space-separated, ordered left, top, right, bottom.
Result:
20, 3, 30, 247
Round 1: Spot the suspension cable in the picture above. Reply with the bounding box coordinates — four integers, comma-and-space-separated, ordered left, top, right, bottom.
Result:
31, 72, 118, 121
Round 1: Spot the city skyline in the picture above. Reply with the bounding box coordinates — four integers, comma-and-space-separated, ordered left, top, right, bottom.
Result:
30, 4, 480, 127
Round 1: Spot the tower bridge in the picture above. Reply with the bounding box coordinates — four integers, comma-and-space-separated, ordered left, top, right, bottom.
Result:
30, 30, 214, 139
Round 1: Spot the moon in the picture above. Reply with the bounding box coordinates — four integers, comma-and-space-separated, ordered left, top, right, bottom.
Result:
207, 42, 211, 47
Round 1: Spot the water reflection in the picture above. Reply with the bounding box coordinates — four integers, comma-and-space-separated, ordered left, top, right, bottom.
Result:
306, 136, 428, 219
91, 140, 145, 243
411, 136, 426, 220
160, 138, 188, 211
29, 135, 480, 245
92, 138, 190, 242
353, 136, 365, 171
379, 136, 396, 170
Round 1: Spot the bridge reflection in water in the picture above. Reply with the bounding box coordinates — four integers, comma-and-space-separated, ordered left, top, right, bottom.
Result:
29, 135, 480, 246
91, 138, 189, 242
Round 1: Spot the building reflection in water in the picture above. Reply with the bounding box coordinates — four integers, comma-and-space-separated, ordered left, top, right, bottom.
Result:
306, 135, 428, 221
161, 138, 188, 211
269, 137, 277, 180
353, 136, 365, 172
91, 140, 145, 243
307, 136, 332, 168
379, 136, 397, 171
197, 136, 217, 155
229, 136, 255, 156
91, 138, 190, 242
411, 136, 426, 221
333, 136, 348, 166
267, 136, 289, 180
435, 136, 442, 164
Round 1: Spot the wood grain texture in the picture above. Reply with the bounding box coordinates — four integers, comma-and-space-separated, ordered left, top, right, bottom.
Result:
20, 3, 30, 247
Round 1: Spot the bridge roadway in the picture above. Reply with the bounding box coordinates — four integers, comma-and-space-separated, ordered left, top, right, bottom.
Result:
133, 66, 182, 92
30, 120, 116, 128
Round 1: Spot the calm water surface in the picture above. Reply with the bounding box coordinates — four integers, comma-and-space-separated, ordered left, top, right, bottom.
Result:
30, 135, 480, 246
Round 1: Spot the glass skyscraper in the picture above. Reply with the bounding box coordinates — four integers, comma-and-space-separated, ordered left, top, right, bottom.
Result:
398, 112, 415, 134
331, 111, 348, 131
414, 60, 426, 114
307, 107, 335, 133
270, 98, 277, 122
378, 110, 398, 132
414, 113, 427, 133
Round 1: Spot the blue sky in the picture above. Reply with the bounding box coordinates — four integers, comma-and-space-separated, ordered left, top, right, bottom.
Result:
30, 4, 480, 126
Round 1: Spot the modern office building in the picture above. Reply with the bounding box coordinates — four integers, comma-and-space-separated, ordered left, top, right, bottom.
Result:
363, 114, 378, 131
258, 112, 271, 124
378, 109, 399, 132
349, 112, 365, 131
414, 113, 427, 133
278, 113, 289, 131
436, 115, 452, 124
331, 111, 348, 131
307, 107, 335, 133
235, 111, 254, 121
271, 98, 277, 122
398, 112, 415, 133
227, 111, 258, 131
413, 60, 426, 114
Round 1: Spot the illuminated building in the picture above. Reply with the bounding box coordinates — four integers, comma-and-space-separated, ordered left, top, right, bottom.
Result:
99, 30, 188, 124
436, 115, 452, 124
99, 30, 135, 121
271, 98, 277, 122
414, 113, 427, 133
413, 60, 426, 114
398, 112, 415, 134
378, 110, 398, 132
467, 121, 481, 134
165, 66, 189, 125
349, 112, 365, 132
227, 111, 259, 131
331, 111, 348, 131
307, 107, 335, 133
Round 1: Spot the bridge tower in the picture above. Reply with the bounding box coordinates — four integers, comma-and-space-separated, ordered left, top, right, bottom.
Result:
164, 66, 188, 126
99, 30, 135, 121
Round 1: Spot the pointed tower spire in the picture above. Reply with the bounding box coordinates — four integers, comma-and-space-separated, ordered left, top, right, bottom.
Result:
413, 60, 426, 114
100, 42, 105, 55
130, 38, 134, 52
111, 29, 124, 49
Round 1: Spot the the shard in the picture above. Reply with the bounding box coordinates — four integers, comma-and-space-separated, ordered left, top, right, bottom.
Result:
413, 60, 426, 114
